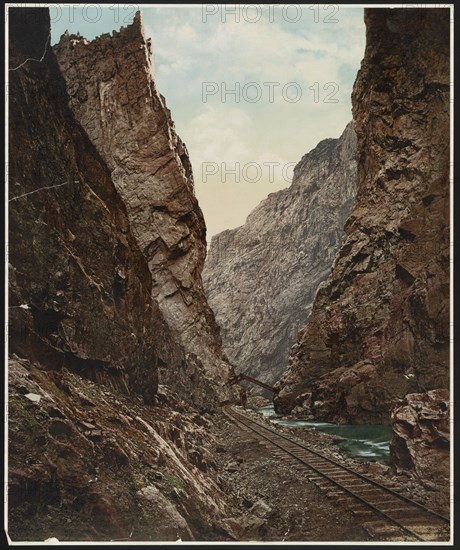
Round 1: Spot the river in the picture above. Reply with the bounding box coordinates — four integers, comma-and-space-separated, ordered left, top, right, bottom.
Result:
258, 405, 392, 465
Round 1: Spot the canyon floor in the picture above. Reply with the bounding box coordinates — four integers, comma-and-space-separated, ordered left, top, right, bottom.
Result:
7, 359, 450, 543
213, 404, 450, 542
213, 412, 370, 541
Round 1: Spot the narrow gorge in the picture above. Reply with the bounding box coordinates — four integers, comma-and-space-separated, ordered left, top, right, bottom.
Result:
204, 122, 357, 388
7, 5, 451, 544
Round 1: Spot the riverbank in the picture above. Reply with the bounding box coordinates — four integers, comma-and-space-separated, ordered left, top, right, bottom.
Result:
258, 404, 392, 464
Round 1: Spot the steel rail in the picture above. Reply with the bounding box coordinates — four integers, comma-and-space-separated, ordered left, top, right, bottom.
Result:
223, 405, 450, 542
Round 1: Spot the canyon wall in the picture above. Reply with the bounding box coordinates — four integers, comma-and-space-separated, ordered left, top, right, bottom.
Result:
203, 123, 357, 388
54, 12, 231, 399
274, 8, 450, 423
8, 7, 238, 541
8, 7, 180, 404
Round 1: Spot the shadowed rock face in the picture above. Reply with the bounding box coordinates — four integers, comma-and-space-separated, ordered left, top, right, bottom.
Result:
203, 123, 357, 389
8, 7, 182, 403
54, 12, 232, 399
274, 8, 450, 423
8, 8, 237, 541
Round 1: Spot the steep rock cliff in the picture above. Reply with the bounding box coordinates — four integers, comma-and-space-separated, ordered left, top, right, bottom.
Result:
8, 7, 181, 403
203, 123, 357, 387
275, 8, 450, 423
54, 13, 231, 397
8, 7, 238, 541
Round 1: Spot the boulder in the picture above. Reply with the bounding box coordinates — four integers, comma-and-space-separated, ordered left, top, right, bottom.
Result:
250, 499, 272, 518
390, 389, 450, 485
136, 485, 193, 541
221, 515, 267, 540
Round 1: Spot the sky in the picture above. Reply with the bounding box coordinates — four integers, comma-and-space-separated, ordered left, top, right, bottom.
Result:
50, 4, 366, 239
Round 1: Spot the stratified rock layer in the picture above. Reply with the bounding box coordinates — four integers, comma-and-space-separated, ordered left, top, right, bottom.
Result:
390, 389, 450, 486
275, 8, 450, 422
8, 7, 181, 403
54, 13, 231, 398
203, 123, 357, 388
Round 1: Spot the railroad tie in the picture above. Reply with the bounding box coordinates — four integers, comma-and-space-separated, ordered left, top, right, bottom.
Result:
221, 406, 450, 543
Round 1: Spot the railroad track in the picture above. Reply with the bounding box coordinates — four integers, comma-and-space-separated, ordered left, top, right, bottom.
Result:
222, 405, 450, 542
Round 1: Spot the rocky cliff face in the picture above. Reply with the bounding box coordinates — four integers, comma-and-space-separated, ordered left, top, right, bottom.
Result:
8, 7, 181, 404
274, 8, 450, 423
54, 12, 231, 398
8, 7, 238, 542
203, 123, 357, 388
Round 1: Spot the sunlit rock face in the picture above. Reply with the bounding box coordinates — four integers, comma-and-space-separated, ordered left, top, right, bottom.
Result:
275, 8, 450, 423
203, 123, 357, 390
54, 12, 232, 402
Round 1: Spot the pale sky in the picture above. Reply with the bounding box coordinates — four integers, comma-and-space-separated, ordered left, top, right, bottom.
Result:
50, 4, 366, 239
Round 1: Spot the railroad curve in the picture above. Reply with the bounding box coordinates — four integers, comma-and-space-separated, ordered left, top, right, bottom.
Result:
223, 405, 450, 542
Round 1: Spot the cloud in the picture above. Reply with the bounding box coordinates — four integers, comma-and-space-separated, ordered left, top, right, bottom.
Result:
185, 104, 293, 183
145, 7, 365, 90
185, 105, 254, 165
141, 7, 365, 237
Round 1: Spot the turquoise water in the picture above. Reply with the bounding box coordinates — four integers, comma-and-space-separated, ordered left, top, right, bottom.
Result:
258, 405, 392, 465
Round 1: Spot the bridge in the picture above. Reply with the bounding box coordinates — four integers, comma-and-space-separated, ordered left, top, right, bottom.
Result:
228, 372, 275, 394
